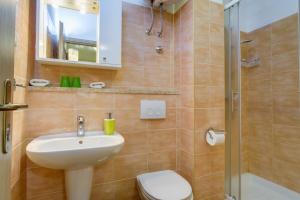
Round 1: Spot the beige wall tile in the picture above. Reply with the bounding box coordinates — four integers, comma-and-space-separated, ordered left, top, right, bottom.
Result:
273, 106, 300, 127
91, 182, 115, 200
115, 94, 142, 109
195, 47, 210, 64
74, 93, 114, 109
271, 14, 298, 42
272, 159, 300, 193
113, 154, 148, 180
195, 109, 210, 130
209, 86, 224, 108
209, 66, 224, 87
11, 172, 26, 200
210, 23, 224, 46
181, 85, 195, 107
194, 0, 209, 18
11, 142, 26, 187
179, 129, 194, 154
194, 154, 211, 177
194, 16, 210, 48
195, 64, 210, 86
193, 173, 224, 199
195, 86, 209, 108
272, 39, 298, 57
114, 179, 140, 200
209, 2, 224, 25
210, 45, 224, 66
180, 108, 194, 130
28, 91, 75, 109
148, 150, 177, 171
93, 160, 115, 185
272, 50, 298, 73
27, 167, 65, 199
120, 132, 149, 155
12, 110, 27, 147
114, 109, 147, 133
144, 67, 171, 88
178, 150, 193, 178
181, 67, 195, 85
28, 192, 66, 200
148, 129, 177, 152
26, 109, 75, 138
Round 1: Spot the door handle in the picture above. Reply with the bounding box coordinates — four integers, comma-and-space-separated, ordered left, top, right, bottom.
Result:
0, 103, 28, 111
1, 79, 28, 153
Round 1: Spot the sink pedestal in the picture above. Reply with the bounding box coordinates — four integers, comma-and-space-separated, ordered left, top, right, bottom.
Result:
65, 167, 93, 200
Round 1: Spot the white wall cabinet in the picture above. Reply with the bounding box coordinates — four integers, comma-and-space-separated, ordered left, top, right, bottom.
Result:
99, 0, 122, 68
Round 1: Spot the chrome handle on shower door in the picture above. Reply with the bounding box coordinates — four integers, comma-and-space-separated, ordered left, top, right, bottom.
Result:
1, 79, 28, 153
231, 91, 239, 112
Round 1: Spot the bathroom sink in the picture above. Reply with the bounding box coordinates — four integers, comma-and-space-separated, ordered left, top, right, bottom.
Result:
26, 131, 124, 169
26, 131, 124, 200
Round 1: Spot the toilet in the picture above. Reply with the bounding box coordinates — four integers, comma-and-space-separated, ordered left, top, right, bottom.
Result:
137, 170, 193, 200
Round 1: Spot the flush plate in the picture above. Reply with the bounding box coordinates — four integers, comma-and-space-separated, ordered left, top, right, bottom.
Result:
140, 100, 166, 119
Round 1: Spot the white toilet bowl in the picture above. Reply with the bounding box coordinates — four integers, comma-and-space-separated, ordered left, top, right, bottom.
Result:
137, 170, 193, 200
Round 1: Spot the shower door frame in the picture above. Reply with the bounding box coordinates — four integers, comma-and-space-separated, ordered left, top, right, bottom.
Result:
224, 0, 300, 200
224, 0, 241, 200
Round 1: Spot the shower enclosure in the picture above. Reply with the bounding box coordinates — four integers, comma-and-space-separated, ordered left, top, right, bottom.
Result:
224, 0, 300, 199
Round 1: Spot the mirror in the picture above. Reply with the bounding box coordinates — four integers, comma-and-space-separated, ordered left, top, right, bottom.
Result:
36, 0, 122, 69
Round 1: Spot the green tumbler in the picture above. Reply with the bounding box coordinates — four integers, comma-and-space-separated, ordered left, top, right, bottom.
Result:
71, 77, 81, 88
60, 76, 71, 87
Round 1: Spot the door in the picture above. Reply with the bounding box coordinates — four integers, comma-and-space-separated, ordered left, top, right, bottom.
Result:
224, 0, 241, 200
0, 0, 27, 199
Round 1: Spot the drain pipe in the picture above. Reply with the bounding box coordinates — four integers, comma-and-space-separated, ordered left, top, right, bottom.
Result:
146, 0, 154, 35
157, 3, 164, 37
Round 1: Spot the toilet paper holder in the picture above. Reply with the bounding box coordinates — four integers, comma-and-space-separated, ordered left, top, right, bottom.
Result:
205, 128, 225, 140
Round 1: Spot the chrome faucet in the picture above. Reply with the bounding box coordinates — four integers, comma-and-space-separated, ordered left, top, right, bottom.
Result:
77, 115, 85, 137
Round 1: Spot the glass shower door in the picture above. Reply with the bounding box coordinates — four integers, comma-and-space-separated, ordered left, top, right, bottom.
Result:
224, 1, 241, 200
225, 0, 300, 200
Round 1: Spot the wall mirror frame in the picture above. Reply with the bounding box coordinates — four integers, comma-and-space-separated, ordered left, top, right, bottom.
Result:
35, 0, 122, 70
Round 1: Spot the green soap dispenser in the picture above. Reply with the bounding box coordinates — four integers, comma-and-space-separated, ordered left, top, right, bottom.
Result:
104, 112, 116, 135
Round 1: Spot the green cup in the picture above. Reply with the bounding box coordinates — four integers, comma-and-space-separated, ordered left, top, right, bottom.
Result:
60, 76, 71, 87
71, 77, 81, 88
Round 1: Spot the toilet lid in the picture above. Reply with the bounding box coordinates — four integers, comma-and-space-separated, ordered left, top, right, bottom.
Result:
137, 170, 192, 200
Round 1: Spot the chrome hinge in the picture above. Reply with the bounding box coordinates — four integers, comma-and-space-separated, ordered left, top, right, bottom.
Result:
225, 194, 236, 200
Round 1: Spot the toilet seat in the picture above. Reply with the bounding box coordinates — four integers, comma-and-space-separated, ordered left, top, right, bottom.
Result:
137, 170, 193, 200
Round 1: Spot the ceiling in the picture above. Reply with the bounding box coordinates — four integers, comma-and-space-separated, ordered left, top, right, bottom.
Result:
240, 0, 298, 32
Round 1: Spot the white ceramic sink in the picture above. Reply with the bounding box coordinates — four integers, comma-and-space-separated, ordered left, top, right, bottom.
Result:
26, 131, 124, 169
26, 131, 124, 200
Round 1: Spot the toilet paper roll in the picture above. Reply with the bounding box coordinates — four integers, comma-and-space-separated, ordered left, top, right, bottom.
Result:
206, 130, 225, 146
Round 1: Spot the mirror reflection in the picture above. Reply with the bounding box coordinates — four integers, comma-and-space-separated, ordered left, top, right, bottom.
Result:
38, 0, 99, 63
